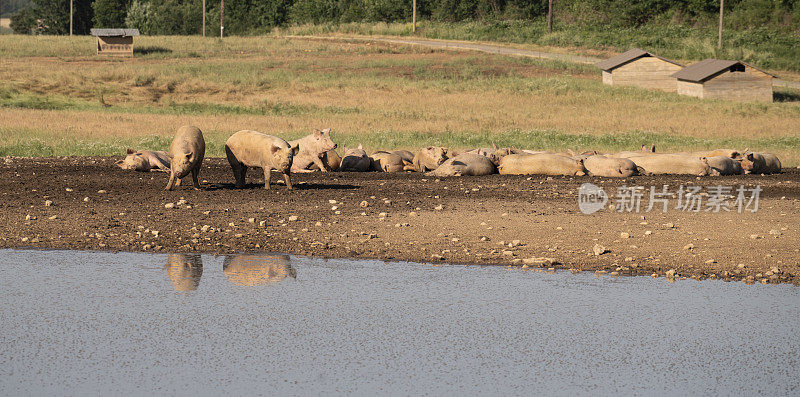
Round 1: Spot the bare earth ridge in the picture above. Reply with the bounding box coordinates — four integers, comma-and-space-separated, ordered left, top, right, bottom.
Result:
1, 156, 798, 285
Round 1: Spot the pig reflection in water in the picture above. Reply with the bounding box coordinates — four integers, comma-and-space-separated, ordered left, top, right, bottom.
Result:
223, 254, 296, 286
165, 254, 203, 292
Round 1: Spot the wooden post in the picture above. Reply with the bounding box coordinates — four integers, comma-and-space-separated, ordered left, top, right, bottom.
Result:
547, 0, 553, 33
718, 0, 723, 49
220, 0, 224, 38
202, 0, 206, 37
412, 0, 416, 33
70, 0, 73, 36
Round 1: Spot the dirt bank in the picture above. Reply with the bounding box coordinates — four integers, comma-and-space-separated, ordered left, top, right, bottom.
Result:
1, 156, 798, 285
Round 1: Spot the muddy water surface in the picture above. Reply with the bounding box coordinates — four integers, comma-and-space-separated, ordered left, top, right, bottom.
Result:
1, 249, 798, 395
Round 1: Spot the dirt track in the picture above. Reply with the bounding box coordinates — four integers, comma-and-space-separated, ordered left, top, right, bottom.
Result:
1, 156, 798, 285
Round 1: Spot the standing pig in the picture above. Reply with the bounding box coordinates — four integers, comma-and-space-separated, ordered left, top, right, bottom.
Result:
426, 153, 496, 177
225, 130, 299, 190
289, 128, 339, 172
404, 147, 449, 172
339, 145, 372, 172
116, 148, 171, 172
165, 125, 205, 191
498, 153, 586, 176
583, 155, 638, 177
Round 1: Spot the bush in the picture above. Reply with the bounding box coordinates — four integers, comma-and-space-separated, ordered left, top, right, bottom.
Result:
10, 8, 36, 34
125, 0, 152, 33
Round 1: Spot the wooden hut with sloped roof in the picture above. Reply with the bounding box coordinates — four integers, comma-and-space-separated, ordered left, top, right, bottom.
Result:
595, 48, 683, 92
90, 28, 140, 56
672, 59, 774, 102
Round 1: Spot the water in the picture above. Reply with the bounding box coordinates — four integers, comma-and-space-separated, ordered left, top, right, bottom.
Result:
0, 249, 798, 396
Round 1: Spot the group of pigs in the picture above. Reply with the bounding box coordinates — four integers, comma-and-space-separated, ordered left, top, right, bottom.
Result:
116, 126, 782, 190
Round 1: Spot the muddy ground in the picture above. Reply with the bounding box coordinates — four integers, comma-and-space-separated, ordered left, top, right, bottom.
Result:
1, 156, 798, 285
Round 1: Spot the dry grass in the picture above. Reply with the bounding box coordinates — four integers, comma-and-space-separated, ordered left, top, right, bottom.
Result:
0, 35, 799, 164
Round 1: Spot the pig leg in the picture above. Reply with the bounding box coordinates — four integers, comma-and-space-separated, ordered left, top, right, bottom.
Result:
236, 167, 247, 188
312, 156, 328, 172
226, 146, 246, 188
165, 171, 178, 191
263, 167, 271, 190
191, 168, 201, 190
283, 172, 293, 190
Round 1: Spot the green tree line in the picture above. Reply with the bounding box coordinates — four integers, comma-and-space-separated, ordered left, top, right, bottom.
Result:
9, 0, 800, 35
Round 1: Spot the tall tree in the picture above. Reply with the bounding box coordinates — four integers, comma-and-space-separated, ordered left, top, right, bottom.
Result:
18, 0, 93, 34
93, 0, 131, 28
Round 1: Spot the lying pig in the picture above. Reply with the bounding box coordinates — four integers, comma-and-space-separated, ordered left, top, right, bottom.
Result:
627, 154, 711, 176
225, 130, 298, 190
370, 151, 408, 172
582, 155, 638, 177
741, 151, 781, 174
223, 254, 296, 287
308, 150, 341, 172
392, 150, 415, 163
404, 146, 448, 172
498, 153, 586, 176
465, 147, 518, 165
693, 149, 742, 160
707, 156, 743, 176
339, 145, 372, 172
116, 148, 171, 172
165, 125, 205, 191
426, 153, 496, 177
289, 128, 338, 172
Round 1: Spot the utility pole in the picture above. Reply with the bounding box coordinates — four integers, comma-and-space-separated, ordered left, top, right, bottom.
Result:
70, 0, 73, 36
202, 0, 206, 37
718, 0, 724, 49
220, 0, 224, 38
547, 0, 553, 33
412, 0, 416, 33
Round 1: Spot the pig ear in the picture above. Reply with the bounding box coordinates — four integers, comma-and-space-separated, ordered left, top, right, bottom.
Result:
126, 148, 136, 154
291, 145, 300, 156
270, 146, 280, 154
322, 128, 331, 134
567, 149, 575, 157
358, 144, 363, 150
313, 129, 323, 136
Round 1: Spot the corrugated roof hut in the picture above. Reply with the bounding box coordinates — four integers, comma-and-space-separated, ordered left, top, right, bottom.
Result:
595, 48, 683, 92
90, 28, 140, 56
672, 59, 774, 102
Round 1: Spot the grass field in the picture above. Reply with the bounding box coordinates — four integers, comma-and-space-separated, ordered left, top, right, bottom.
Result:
0, 34, 799, 165
278, 20, 800, 73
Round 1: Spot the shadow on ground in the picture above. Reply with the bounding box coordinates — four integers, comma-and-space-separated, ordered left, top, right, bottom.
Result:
135, 46, 173, 56
774, 90, 800, 102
